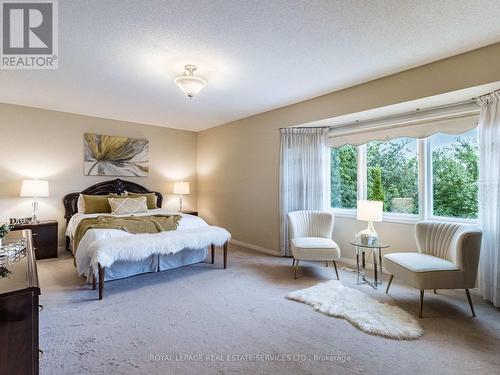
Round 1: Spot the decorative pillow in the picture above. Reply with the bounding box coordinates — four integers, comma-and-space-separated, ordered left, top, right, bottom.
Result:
108, 197, 148, 215
109, 192, 127, 198
126, 192, 157, 209
82, 195, 112, 214
77, 194, 85, 213
78, 193, 126, 213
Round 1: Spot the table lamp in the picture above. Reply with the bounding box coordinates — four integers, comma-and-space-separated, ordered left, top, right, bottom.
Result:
173, 181, 190, 211
356, 200, 383, 245
20, 179, 49, 223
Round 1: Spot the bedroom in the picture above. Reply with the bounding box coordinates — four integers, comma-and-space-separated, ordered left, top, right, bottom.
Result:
0, 1, 500, 374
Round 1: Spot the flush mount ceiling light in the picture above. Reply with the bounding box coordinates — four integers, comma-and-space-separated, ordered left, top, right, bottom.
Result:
174, 64, 207, 99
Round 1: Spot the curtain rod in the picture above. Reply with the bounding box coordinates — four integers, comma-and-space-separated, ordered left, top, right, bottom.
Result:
281, 98, 479, 131
279, 126, 329, 130
330, 99, 479, 131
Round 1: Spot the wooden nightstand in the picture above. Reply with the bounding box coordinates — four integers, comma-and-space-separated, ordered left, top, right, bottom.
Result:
12, 220, 58, 259
181, 210, 198, 216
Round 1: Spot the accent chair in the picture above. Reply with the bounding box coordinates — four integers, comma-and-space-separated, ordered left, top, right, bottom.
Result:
384, 221, 482, 318
287, 210, 341, 279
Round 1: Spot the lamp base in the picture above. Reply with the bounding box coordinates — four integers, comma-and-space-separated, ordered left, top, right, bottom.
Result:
32, 198, 39, 224
178, 195, 183, 211
355, 221, 379, 245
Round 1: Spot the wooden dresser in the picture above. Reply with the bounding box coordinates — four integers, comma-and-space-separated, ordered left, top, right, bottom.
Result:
0, 230, 41, 375
12, 221, 58, 259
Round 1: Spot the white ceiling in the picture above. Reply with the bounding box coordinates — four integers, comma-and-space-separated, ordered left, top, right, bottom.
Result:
1, 0, 500, 132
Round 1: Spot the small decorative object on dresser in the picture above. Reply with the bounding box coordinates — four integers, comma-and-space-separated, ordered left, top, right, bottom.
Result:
12, 220, 58, 259
0, 222, 11, 247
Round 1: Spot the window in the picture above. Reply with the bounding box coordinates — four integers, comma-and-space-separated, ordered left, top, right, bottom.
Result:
330, 129, 479, 222
331, 145, 357, 209
430, 129, 478, 219
367, 138, 418, 214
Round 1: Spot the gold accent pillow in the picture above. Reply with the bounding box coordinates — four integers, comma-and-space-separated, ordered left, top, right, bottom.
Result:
79, 193, 126, 213
108, 197, 148, 215
82, 195, 113, 214
127, 192, 157, 209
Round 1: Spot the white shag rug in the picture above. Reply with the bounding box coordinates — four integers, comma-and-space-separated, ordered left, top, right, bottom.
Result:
286, 280, 423, 340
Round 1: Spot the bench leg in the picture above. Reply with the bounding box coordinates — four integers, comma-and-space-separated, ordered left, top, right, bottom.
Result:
211, 244, 215, 264
98, 263, 105, 300
92, 274, 96, 290
223, 241, 228, 269
419, 290, 424, 319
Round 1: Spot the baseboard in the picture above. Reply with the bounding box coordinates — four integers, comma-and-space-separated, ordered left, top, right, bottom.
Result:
229, 239, 281, 256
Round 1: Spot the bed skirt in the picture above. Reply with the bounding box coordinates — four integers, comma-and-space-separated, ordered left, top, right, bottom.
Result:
93, 248, 208, 283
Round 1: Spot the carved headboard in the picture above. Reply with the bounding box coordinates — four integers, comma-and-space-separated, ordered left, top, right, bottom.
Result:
63, 179, 163, 224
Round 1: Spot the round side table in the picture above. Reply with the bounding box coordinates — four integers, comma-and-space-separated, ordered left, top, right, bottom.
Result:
349, 240, 390, 289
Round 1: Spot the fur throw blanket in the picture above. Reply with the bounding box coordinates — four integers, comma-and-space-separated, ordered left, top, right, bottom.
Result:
89, 226, 231, 271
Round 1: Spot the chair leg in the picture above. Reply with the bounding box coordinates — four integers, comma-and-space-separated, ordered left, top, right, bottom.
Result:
332, 261, 339, 280
292, 258, 296, 267
325, 260, 328, 267
465, 288, 476, 317
434, 289, 437, 294
294, 260, 300, 279
419, 290, 424, 319
385, 274, 394, 294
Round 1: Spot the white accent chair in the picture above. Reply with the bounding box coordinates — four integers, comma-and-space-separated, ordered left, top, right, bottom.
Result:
384, 221, 482, 318
287, 210, 341, 279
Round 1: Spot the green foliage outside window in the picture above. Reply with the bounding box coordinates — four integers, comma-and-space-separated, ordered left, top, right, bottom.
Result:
367, 139, 419, 214
331, 145, 357, 209
330, 131, 479, 220
432, 135, 478, 219
369, 167, 385, 203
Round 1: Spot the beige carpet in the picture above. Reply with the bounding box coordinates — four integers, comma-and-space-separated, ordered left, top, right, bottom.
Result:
38, 245, 500, 375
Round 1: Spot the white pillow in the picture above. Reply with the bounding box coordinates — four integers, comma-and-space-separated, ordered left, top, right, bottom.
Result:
108, 197, 148, 215
77, 194, 85, 213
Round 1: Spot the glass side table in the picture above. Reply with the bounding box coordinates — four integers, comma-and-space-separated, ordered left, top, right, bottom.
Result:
350, 240, 390, 289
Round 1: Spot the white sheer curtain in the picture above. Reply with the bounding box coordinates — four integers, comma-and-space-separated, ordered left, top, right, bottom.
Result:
478, 90, 500, 307
279, 127, 330, 256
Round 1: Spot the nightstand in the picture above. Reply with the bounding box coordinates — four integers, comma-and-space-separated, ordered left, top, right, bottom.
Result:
12, 220, 58, 259
181, 210, 198, 216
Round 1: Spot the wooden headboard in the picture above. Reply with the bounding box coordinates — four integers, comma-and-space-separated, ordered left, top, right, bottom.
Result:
63, 179, 163, 224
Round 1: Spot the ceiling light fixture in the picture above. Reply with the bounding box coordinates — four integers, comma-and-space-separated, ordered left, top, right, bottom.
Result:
174, 64, 207, 99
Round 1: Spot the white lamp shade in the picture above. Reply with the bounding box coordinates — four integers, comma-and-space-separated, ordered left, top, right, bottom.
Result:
173, 181, 190, 195
20, 180, 49, 197
357, 200, 383, 222
174, 76, 207, 98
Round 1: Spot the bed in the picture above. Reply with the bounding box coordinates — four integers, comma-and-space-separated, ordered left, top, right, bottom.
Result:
63, 179, 230, 300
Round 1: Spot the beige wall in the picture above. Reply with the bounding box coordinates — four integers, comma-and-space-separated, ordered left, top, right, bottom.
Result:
198, 42, 500, 260
0, 103, 198, 251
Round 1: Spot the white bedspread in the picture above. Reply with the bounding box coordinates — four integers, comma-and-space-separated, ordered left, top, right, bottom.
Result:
68, 209, 218, 279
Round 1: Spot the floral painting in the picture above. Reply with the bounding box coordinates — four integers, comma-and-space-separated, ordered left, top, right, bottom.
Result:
83, 133, 149, 176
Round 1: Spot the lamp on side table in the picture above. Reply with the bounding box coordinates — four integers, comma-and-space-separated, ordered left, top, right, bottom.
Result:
20, 179, 49, 223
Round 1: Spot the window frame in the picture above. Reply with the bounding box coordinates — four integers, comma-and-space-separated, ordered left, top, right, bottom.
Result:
331, 133, 478, 225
